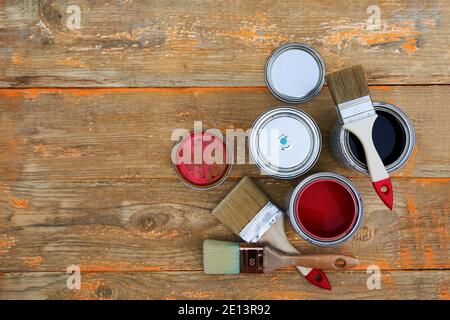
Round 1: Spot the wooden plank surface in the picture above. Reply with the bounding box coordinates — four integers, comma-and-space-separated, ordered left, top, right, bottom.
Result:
0, 0, 449, 87
0, 86, 448, 181
0, 271, 448, 300
0, 178, 448, 273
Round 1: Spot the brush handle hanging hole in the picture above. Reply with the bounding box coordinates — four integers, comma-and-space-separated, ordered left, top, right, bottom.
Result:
381, 185, 388, 193
334, 258, 347, 269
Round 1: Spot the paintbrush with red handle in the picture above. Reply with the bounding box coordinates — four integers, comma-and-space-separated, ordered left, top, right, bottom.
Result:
212, 176, 331, 289
326, 65, 394, 209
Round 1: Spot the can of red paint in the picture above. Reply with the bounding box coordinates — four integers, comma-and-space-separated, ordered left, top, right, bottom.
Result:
249, 107, 322, 179
287, 172, 364, 246
329, 101, 415, 174
172, 130, 232, 190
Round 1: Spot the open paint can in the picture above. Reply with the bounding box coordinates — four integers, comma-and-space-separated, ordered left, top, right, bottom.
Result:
329, 101, 415, 174
172, 131, 232, 190
249, 107, 321, 179
265, 43, 325, 103
287, 172, 364, 246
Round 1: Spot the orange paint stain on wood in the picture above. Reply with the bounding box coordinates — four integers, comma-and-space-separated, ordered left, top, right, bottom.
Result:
423, 245, 436, 268
415, 177, 450, 184
430, 209, 448, 263
401, 37, 418, 54
55, 58, 87, 68
72, 280, 102, 300
261, 290, 307, 300
398, 241, 413, 268
322, 23, 419, 51
81, 280, 101, 293
33, 144, 84, 158
0, 87, 268, 99
0, 89, 54, 99
10, 196, 29, 209
358, 260, 391, 271
57, 147, 83, 158
403, 146, 418, 176
181, 291, 221, 299
22, 256, 43, 267
11, 53, 24, 65
33, 143, 53, 157
0, 137, 21, 181
0, 234, 17, 255
80, 260, 163, 272
439, 279, 449, 300
381, 273, 397, 288
0, 182, 11, 194
406, 195, 419, 218
405, 194, 424, 257
137, 229, 179, 240
371, 86, 391, 91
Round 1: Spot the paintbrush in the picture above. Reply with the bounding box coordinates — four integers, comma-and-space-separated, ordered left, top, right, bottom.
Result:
203, 240, 359, 274
326, 65, 394, 209
212, 176, 331, 289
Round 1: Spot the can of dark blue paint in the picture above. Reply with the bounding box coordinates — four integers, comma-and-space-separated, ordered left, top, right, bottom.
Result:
329, 101, 415, 174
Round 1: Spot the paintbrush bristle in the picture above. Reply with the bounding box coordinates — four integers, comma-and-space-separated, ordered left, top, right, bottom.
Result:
212, 176, 269, 235
203, 240, 240, 274
326, 65, 370, 105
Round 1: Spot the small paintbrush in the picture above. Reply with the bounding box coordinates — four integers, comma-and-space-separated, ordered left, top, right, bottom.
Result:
326, 65, 394, 209
212, 176, 331, 289
203, 240, 359, 274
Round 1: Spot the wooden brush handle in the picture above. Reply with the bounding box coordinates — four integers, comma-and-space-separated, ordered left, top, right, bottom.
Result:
287, 254, 360, 270
261, 217, 331, 289
260, 216, 312, 274
343, 115, 387, 181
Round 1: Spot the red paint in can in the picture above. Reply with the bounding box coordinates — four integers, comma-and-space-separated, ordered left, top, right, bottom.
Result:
174, 131, 231, 189
288, 172, 364, 246
295, 179, 357, 241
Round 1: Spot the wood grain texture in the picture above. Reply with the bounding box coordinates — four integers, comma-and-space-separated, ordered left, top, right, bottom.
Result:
0, 86, 448, 181
0, 0, 449, 87
0, 271, 448, 300
0, 178, 447, 272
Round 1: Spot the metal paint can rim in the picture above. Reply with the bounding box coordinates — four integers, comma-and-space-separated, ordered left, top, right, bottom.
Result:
249, 107, 322, 179
265, 43, 325, 104
339, 101, 415, 174
287, 172, 364, 247
172, 130, 233, 190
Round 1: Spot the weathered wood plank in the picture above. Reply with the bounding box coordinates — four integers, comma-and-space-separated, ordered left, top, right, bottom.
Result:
0, 86, 448, 181
0, 271, 448, 300
0, 178, 447, 272
0, 0, 448, 87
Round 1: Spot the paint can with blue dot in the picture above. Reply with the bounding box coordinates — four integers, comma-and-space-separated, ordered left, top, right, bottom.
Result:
249, 107, 322, 179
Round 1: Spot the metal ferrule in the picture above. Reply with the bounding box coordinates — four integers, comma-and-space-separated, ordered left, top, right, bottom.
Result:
337, 95, 376, 125
239, 202, 283, 243
239, 243, 264, 273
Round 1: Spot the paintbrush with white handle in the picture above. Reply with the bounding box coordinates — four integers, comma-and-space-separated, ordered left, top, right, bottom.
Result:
326, 65, 394, 209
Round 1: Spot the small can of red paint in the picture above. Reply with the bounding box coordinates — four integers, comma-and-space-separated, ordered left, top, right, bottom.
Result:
172, 130, 232, 190
329, 101, 415, 174
287, 172, 364, 246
